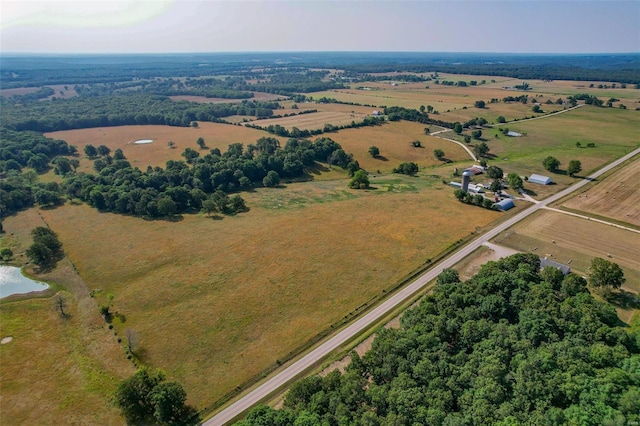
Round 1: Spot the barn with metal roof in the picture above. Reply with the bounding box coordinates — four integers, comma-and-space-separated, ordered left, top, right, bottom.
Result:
529, 174, 552, 185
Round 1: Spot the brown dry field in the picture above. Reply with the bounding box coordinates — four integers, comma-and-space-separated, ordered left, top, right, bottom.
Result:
0, 209, 132, 425
247, 111, 370, 131
34, 177, 501, 409
46, 123, 287, 171
562, 158, 640, 227
493, 210, 640, 293
169, 92, 285, 104
322, 121, 472, 173
0, 87, 40, 97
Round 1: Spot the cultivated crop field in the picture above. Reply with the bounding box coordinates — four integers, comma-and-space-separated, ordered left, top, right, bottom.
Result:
493, 210, 640, 293
31, 174, 501, 409
561, 158, 640, 227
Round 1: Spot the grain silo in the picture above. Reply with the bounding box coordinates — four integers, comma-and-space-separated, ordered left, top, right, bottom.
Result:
462, 171, 471, 193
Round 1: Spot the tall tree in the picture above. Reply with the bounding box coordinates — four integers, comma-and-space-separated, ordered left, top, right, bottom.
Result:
588, 257, 625, 291
543, 156, 561, 172
567, 160, 582, 177
506, 172, 524, 190
368, 146, 380, 158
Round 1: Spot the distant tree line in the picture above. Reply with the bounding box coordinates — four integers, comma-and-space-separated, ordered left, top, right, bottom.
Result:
237, 254, 640, 426
1, 95, 279, 132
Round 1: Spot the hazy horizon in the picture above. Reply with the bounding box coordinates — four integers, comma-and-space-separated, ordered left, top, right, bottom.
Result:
1, 0, 639, 55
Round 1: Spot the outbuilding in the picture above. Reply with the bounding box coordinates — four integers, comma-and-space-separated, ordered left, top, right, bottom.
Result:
494, 198, 515, 211
529, 174, 552, 185
540, 257, 571, 275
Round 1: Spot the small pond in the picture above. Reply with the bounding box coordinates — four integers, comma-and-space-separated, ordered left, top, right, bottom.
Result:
0, 266, 49, 299
134, 139, 154, 144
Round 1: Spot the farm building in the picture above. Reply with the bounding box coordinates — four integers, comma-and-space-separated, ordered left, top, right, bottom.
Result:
540, 257, 571, 275
449, 182, 485, 193
464, 165, 485, 175
494, 198, 515, 211
529, 174, 552, 185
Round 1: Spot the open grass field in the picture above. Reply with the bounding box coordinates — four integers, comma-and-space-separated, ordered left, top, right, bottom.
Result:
455, 106, 640, 199
46, 123, 287, 171
322, 121, 472, 173
32, 174, 502, 410
562, 158, 640, 227
493, 210, 640, 294
0, 210, 132, 425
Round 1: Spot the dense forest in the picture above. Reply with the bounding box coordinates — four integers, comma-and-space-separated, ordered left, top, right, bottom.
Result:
237, 254, 640, 426
0, 95, 281, 132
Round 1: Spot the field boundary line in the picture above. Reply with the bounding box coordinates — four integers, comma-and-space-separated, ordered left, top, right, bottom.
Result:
542, 206, 640, 234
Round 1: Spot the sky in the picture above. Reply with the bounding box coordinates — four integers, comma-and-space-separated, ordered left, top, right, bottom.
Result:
1, 0, 639, 54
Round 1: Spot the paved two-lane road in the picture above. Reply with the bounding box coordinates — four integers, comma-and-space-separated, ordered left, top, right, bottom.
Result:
206, 147, 640, 426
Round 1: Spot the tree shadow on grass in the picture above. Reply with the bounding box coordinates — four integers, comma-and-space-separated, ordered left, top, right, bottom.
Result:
522, 188, 538, 197
374, 155, 389, 161
606, 288, 639, 311
306, 163, 331, 176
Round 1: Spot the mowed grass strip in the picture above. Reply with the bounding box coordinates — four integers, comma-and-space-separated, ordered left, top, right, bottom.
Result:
38, 178, 500, 408
562, 158, 640, 227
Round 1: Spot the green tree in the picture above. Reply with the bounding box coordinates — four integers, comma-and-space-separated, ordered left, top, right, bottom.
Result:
181, 148, 199, 164
97, 145, 111, 156
464, 135, 471, 144
349, 169, 370, 189
474, 100, 486, 108
263, 170, 281, 187
368, 146, 380, 158
114, 368, 198, 425
542, 156, 561, 172
434, 149, 445, 160
26, 243, 52, 268
532, 105, 542, 113
113, 149, 126, 160
588, 258, 625, 291
474, 142, 490, 158
157, 197, 177, 217
472, 130, 483, 140
506, 173, 524, 190
486, 166, 504, 180
567, 160, 582, 177
196, 137, 206, 149
393, 162, 419, 175
453, 122, 463, 134
26, 227, 64, 269
84, 144, 98, 158
202, 198, 218, 217
497, 116, 506, 123
1, 247, 13, 260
